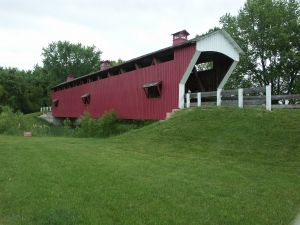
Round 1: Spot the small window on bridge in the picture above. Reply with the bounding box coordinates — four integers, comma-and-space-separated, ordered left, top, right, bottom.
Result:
143, 81, 162, 98
195, 61, 213, 72
52, 99, 59, 107
81, 93, 91, 104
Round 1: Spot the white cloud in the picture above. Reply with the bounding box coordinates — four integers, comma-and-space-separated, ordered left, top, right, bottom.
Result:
0, 0, 246, 70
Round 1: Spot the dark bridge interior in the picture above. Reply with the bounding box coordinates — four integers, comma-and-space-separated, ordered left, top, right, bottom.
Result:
185, 51, 233, 93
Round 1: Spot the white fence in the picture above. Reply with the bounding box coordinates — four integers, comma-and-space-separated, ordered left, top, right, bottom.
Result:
185, 85, 300, 111
40, 106, 52, 113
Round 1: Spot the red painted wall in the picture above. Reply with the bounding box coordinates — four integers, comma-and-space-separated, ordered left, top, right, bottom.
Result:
51, 44, 196, 120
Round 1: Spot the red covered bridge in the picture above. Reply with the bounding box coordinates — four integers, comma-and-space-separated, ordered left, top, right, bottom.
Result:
51, 30, 243, 120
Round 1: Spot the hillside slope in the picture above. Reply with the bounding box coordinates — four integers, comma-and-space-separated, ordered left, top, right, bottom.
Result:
0, 108, 299, 225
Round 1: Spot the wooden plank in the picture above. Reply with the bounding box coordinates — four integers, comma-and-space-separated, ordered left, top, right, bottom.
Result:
201, 98, 217, 102
190, 93, 198, 98
222, 96, 238, 100
244, 99, 265, 105
186, 93, 190, 108
202, 102, 216, 106
190, 102, 300, 108
243, 96, 265, 100
222, 100, 238, 106
222, 93, 238, 98
190, 102, 217, 107
238, 88, 243, 108
266, 85, 272, 111
202, 91, 217, 97
190, 91, 217, 98
217, 89, 222, 106
197, 92, 201, 107
271, 94, 300, 100
243, 86, 266, 94
272, 104, 300, 109
222, 89, 238, 95
244, 105, 266, 108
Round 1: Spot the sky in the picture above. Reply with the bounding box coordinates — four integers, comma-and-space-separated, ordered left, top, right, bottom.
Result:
0, 0, 246, 71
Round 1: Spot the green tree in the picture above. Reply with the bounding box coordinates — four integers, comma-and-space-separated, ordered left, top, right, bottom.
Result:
42, 41, 102, 85
0, 68, 28, 112
0, 67, 49, 113
220, 0, 300, 94
110, 58, 125, 67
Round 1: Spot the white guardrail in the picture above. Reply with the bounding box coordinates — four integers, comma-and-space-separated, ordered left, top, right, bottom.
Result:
40, 106, 52, 113
185, 85, 273, 111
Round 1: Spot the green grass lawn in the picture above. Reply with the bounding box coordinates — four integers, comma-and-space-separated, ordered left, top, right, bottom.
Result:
0, 108, 300, 225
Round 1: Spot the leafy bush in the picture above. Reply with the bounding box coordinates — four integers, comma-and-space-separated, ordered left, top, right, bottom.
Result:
62, 118, 74, 136
0, 106, 69, 136
0, 106, 24, 135
98, 111, 118, 137
76, 111, 118, 138
0, 108, 152, 137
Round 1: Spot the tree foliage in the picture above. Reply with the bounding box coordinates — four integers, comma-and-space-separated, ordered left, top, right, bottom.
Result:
110, 58, 125, 67
221, 0, 300, 93
75, 111, 118, 137
0, 40, 129, 113
0, 67, 50, 113
42, 41, 102, 85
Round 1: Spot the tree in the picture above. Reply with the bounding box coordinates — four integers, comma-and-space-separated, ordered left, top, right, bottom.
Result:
0, 67, 50, 113
0, 68, 28, 112
42, 41, 102, 85
0, 42, 102, 113
220, 0, 300, 94
110, 58, 125, 67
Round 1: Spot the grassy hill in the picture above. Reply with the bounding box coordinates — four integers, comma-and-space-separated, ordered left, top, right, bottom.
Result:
0, 108, 299, 225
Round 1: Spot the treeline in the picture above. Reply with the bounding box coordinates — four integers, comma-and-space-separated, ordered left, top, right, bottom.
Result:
0, 41, 102, 113
220, 0, 300, 94
0, 67, 50, 113
0, 41, 124, 113
0, 0, 299, 114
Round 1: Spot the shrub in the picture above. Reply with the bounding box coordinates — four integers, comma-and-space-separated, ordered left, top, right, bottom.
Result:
62, 118, 74, 136
0, 106, 24, 135
76, 111, 118, 138
75, 112, 91, 137
97, 111, 118, 137
0, 108, 150, 138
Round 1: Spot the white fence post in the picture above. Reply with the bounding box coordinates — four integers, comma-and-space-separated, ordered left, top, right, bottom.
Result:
266, 84, 272, 111
186, 93, 190, 108
238, 88, 243, 108
217, 89, 222, 106
197, 92, 201, 107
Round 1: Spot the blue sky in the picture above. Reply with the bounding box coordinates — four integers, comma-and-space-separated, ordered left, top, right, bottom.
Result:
0, 0, 246, 70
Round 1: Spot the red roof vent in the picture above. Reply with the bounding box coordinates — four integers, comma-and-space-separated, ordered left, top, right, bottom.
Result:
172, 30, 190, 46
66, 74, 73, 81
100, 60, 111, 71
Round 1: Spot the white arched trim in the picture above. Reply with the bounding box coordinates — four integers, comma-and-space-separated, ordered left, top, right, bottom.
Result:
178, 30, 243, 109
196, 31, 240, 61
218, 61, 238, 89
178, 50, 201, 109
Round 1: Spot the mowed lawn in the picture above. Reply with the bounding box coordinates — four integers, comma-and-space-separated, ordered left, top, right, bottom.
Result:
0, 108, 300, 225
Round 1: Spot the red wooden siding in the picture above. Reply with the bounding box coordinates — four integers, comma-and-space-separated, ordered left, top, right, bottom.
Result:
51, 44, 196, 120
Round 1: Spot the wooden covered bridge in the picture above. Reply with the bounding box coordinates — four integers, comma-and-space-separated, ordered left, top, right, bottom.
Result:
51, 29, 243, 120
